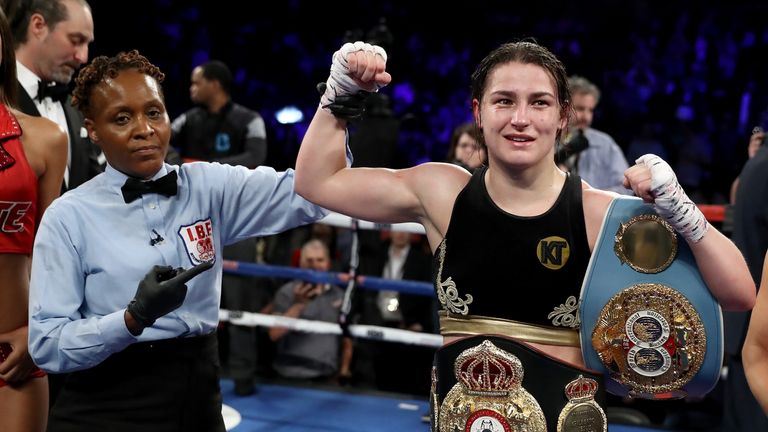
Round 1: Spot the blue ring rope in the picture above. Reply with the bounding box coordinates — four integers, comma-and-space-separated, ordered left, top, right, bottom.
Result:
222, 260, 434, 297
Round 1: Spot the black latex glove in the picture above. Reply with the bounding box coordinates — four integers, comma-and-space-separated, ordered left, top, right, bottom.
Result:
127, 260, 214, 329
316, 82, 371, 121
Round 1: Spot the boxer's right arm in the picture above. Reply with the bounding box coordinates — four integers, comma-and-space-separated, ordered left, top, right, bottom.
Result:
295, 41, 418, 225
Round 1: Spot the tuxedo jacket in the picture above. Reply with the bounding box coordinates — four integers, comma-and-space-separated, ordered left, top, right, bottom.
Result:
16, 82, 103, 192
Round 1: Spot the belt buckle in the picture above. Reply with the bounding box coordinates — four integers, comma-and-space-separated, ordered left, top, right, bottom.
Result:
437, 339, 546, 432
591, 282, 706, 398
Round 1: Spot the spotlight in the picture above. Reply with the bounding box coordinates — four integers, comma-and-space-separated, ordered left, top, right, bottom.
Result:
275, 106, 304, 124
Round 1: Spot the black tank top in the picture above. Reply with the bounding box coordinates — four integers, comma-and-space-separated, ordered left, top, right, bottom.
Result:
434, 166, 590, 329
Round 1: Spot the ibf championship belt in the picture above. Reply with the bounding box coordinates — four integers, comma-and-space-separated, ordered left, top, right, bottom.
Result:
432, 335, 607, 432
579, 196, 723, 399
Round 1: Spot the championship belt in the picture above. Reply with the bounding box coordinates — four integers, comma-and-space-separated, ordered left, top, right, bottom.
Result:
432, 335, 607, 432
579, 196, 723, 399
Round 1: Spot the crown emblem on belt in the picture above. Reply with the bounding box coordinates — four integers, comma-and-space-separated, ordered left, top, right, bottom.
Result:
455, 339, 523, 395
438, 339, 546, 432
565, 375, 598, 401
557, 375, 607, 431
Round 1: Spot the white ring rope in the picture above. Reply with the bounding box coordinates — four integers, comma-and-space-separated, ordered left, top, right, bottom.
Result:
320, 212, 425, 234
219, 309, 443, 348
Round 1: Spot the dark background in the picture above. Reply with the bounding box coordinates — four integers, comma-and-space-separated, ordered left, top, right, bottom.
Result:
90, 0, 768, 202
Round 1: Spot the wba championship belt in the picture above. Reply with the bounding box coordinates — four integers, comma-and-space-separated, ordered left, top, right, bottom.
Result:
579, 196, 723, 399
432, 335, 606, 432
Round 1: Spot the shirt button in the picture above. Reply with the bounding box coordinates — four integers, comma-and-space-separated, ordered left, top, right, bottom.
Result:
149, 203, 156, 209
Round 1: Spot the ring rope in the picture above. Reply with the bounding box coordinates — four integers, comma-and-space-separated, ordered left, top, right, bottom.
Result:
223, 260, 434, 296
320, 212, 425, 234
219, 309, 443, 348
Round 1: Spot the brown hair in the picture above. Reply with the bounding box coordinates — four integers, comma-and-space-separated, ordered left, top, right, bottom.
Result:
72, 49, 165, 116
446, 121, 482, 161
0, 3, 17, 107
7, 0, 90, 48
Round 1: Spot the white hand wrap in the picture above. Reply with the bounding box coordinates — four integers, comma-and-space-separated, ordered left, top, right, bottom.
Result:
636, 154, 709, 243
320, 41, 387, 109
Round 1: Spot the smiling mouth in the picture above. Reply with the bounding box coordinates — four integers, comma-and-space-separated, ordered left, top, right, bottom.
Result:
507, 136, 534, 144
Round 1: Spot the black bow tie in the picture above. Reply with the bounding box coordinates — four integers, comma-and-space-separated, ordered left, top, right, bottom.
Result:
35, 80, 70, 103
121, 171, 178, 203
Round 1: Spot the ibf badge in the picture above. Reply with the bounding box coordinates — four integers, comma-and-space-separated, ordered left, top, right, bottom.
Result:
178, 218, 216, 265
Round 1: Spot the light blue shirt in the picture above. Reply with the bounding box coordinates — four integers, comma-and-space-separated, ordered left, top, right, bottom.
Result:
577, 128, 632, 195
29, 162, 327, 373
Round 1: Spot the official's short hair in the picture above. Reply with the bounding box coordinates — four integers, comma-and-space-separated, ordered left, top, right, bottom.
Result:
72, 49, 165, 116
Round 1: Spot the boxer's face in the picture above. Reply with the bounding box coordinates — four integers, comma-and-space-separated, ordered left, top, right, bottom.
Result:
473, 61, 567, 170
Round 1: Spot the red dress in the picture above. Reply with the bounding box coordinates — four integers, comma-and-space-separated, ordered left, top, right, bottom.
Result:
0, 103, 45, 385
0, 103, 37, 254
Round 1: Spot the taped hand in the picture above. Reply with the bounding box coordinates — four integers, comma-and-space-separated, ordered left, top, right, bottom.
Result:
320, 41, 391, 119
624, 154, 708, 242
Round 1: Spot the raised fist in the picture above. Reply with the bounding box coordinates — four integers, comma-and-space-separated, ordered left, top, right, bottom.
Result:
320, 41, 391, 113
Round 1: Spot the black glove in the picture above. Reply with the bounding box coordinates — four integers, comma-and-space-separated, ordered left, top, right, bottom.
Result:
127, 260, 214, 329
317, 82, 371, 121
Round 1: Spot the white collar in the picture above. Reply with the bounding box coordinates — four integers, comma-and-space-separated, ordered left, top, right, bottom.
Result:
16, 61, 44, 100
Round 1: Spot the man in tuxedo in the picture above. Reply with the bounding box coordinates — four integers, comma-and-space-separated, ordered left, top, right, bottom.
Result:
10, 0, 102, 192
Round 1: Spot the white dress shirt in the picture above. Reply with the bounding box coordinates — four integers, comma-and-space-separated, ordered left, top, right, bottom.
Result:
16, 61, 72, 185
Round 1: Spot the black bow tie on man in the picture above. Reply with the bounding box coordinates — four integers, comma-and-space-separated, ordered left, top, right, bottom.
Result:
121, 171, 178, 203
35, 80, 71, 103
